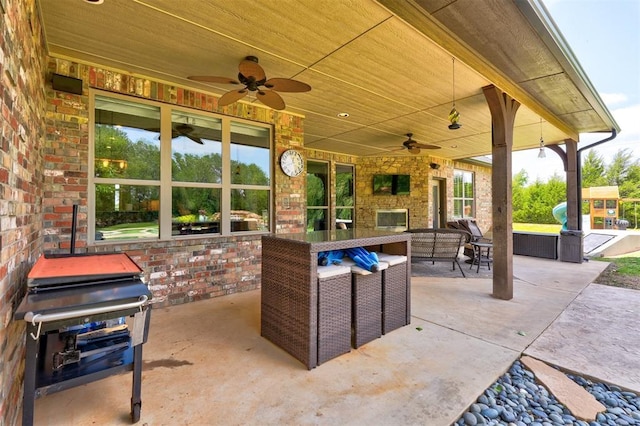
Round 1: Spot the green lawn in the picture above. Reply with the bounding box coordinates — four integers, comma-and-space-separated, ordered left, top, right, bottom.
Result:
594, 257, 640, 275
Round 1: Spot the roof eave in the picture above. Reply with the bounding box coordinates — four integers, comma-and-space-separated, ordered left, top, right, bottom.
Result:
516, 0, 621, 134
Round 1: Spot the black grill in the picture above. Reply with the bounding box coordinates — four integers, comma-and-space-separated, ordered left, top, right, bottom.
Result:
15, 252, 152, 426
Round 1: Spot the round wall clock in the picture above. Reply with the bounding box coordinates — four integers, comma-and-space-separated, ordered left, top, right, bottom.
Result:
280, 149, 304, 177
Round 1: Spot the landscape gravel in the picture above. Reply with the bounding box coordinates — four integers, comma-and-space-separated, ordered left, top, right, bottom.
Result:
454, 359, 640, 426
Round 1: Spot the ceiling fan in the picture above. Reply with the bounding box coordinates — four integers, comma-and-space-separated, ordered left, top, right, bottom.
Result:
171, 123, 203, 145
146, 123, 204, 145
398, 133, 441, 154
187, 56, 311, 111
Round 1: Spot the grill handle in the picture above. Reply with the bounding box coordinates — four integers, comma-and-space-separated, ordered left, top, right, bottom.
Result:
24, 295, 148, 340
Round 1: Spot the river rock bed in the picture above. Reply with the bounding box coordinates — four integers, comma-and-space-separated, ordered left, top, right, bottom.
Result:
454, 360, 640, 426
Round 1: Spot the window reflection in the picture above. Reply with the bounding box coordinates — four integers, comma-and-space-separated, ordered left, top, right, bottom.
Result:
94, 97, 161, 180
92, 94, 272, 240
307, 161, 329, 231
172, 111, 222, 183
231, 122, 270, 185
94, 184, 160, 240
336, 164, 354, 229
172, 187, 222, 235
230, 189, 270, 232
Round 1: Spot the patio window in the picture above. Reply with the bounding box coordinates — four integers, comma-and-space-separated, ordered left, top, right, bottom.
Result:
335, 164, 354, 229
90, 92, 271, 242
453, 169, 475, 218
307, 160, 329, 231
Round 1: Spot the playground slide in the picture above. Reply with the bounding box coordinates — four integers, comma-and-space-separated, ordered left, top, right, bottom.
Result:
553, 202, 568, 231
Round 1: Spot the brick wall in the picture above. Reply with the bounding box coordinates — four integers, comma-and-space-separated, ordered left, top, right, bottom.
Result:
0, 0, 48, 424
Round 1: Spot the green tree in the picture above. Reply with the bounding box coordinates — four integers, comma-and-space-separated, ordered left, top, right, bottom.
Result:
606, 148, 635, 187
581, 150, 607, 187
512, 170, 528, 222
512, 172, 566, 224
173, 152, 222, 183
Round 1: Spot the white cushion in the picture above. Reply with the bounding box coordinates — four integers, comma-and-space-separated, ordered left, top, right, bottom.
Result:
376, 254, 407, 266
317, 264, 352, 279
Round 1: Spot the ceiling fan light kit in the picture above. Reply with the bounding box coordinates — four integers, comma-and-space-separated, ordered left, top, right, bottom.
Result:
188, 56, 311, 111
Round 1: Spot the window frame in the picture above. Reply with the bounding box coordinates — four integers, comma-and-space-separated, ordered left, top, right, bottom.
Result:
306, 159, 330, 232
88, 90, 273, 244
453, 169, 475, 219
335, 163, 355, 229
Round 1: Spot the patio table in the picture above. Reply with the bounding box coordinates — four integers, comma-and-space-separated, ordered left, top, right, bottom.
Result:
261, 229, 411, 369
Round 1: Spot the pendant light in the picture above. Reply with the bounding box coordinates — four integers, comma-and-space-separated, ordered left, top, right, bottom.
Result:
448, 57, 461, 130
537, 117, 546, 159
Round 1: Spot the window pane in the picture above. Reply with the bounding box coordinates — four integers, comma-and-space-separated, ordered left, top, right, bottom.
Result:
336, 208, 353, 229
336, 164, 354, 207
307, 208, 327, 231
172, 111, 222, 183
95, 184, 159, 240
453, 199, 463, 217
453, 172, 463, 197
463, 172, 474, 198
605, 200, 617, 209
453, 169, 474, 218
94, 96, 160, 180
463, 201, 474, 218
172, 187, 222, 235
307, 161, 328, 207
231, 122, 270, 185
230, 189, 270, 232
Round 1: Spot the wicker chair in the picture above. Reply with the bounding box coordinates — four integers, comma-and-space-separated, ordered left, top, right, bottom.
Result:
406, 228, 470, 277
447, 219, 492, 260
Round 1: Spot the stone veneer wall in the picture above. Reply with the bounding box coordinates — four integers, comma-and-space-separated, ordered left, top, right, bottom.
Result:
0, 1, 48, 424
470, 162, 493, 233
356, 156, 492, 231
43, 56, 306, 308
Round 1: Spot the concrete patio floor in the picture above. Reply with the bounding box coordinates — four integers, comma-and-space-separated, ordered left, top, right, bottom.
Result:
30, 256, 640, 425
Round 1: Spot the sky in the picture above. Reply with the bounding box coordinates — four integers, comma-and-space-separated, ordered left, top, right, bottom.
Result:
511, 0, 640, 182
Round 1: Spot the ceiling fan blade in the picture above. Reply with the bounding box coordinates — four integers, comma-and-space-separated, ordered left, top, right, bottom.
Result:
414, 143, 441, 150
186, 134, 204, 145
257, 90, 285, 110
264, 78, 311, 93
239, 58, 266, 81
187, 75, 240, 85
219, 89, 248, 106
175, 123, 194, 134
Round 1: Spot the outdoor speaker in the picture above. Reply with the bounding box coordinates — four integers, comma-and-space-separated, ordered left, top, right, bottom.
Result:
52, 74, 83, 95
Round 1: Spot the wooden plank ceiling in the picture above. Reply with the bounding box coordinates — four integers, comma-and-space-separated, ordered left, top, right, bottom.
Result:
38, 0, 618, 160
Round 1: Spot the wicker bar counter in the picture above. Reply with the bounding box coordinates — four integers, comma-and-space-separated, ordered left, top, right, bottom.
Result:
261, 229, 411, 369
